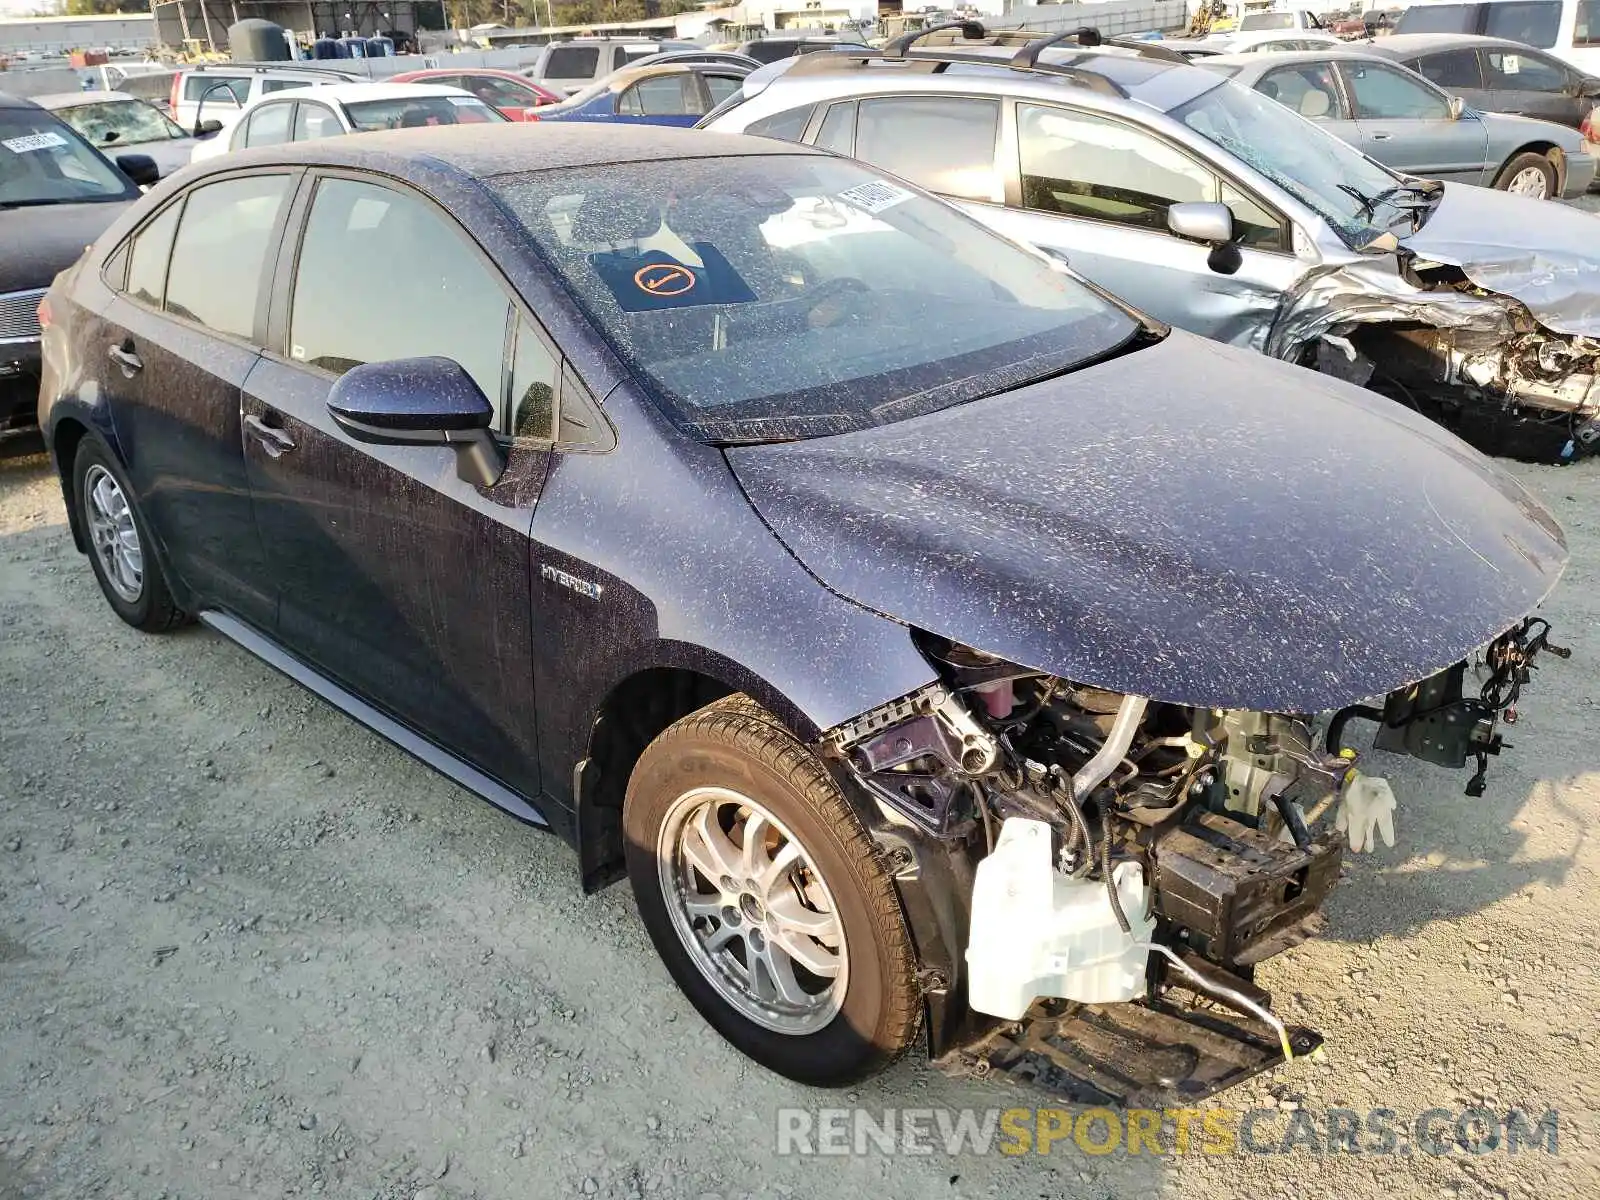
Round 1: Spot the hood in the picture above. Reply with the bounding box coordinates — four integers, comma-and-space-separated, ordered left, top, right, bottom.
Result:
1401, 182, 1600, 339
107, 136, 198, 178
0, 199, 132, 295
726, 333, 1567, 713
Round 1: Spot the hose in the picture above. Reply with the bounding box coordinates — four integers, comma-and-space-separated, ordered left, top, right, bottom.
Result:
1050, 769, 1094, 878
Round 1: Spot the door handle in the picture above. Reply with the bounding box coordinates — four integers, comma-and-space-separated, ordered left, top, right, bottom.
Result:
108, 342, 142, 376
1370, 131, 1393, 140
244, 413, 296, 457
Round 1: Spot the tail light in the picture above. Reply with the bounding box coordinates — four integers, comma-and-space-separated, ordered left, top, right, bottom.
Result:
523, 109, 541, 121
36, 295, 52, 331
1583, 106, 1598, 145
169, 71, 181, 115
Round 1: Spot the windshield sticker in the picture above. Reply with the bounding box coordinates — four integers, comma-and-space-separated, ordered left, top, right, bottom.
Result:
3, 131, 69, 154
446, 96, 481, 106
591, 248, 756, 312
634, 263, 696, 297
835, 180, 913, 214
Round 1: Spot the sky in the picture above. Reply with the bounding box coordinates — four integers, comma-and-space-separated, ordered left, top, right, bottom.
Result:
0, 0, 63, 16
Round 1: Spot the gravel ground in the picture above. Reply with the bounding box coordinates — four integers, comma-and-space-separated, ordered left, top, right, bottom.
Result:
3, 439, 1598, 1198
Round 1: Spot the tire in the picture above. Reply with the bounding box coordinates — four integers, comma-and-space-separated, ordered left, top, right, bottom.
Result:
73, 438, 187, 632
1494, 151, 1557, 200
623, 694, 922, 1085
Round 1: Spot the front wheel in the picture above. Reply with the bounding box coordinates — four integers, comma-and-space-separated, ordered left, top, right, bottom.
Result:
623, 695, 922, 1085
1494, 151, 1557, 200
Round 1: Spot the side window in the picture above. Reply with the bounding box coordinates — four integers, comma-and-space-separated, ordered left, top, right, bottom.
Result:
467, 76, 531, 108
509, 317, 558, 440
1258, 62, 1349, 120
744, 104, 814, 142
1485, 49, 1571, 92
289, 178, 511, 426
1341, 62, 1450, 119
617, 74, 695, 116
260, 78, 312, 94
1580, 0, 1600, 45
1484, 0, 1562, 47
242, 102, 293, 148
1219, 181, 1287, 252
164, 174, 290, 339
293, 102, 343, 140
1017, 103, 1213, 230
124, 201, 181, 307
814, 101, 856, 153
854, 96, 999, 201
705, 74, 743, 106
1412, 49, 1483, 90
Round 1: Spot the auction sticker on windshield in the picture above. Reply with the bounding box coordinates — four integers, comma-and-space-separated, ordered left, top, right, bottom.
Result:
3, 131, 70, 153
836, 180, 914, 214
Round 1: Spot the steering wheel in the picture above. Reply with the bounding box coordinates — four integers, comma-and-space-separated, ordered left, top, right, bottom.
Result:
801, 276, 870, 329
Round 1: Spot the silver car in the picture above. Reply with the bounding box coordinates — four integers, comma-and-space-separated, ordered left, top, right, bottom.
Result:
705, 34, 1600, 462
33, 90, 201, 181
1204, 49, 1592, 198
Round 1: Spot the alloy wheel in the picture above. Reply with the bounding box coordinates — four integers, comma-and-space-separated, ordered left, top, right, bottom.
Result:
84, 464, 143, 603
657, 785, 849, 1035
1507, 165, 1550, 199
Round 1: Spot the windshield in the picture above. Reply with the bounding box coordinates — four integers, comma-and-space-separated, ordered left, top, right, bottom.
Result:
54, 99, 186, 148
0, 108, 137, 208
1170, 80, 1409, 245
343, 95, 505, 131
491, 155, 1139, 442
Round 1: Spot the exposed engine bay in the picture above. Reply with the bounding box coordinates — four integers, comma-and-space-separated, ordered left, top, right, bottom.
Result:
1283, 256, 1600, 465
823, 621, 1567, 1099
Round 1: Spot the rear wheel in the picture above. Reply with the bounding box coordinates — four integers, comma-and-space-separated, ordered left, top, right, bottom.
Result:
1494, 151, 1556, 200
623, 695, 922, 1085
73, 440, 186, 632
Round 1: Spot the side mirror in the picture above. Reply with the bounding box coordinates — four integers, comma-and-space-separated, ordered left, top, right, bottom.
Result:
196, 118, 224, 135
1448, 95, 1465, 120
1167, 200, 1234, 245
114, 153, 160, 187
327, 357, 507, 488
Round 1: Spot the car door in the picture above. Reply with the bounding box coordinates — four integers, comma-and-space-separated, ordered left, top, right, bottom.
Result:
290, 100, 346, 141
1254, 60, 1365, 150
982, 101, 1307, 348
94, 172, 294, 626
1337, 59, 1491, 183
1482, 45, 1588, 124
240, 171, 556, 800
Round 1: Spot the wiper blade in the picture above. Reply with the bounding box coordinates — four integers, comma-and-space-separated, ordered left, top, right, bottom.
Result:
0, 198, 65, 210
1336, 182, 1378, 218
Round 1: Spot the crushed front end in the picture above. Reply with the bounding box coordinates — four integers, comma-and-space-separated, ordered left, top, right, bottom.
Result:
824, 621, 1567, 1104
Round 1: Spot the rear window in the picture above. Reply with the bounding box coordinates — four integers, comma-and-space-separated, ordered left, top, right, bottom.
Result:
1484, 0, 1561, 46
743, 42, 799, 64
1396, 3, 1478, 33
1239, 12, 1296, 29
544, 46, 601, 77
490, 155, 1136, 442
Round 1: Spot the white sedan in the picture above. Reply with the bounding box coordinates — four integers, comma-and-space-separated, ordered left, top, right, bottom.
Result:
189, 82, 506, 164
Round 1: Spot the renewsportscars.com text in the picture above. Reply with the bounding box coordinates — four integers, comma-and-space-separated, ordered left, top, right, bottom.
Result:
774, 1106, 1559, 1158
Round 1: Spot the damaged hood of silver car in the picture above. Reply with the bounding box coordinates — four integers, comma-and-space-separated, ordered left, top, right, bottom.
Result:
1399, 183, 1600, 340
726, 332, 1567, 714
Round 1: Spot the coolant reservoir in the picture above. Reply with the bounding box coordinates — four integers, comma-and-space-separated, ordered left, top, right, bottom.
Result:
966, 817, 1154, 1020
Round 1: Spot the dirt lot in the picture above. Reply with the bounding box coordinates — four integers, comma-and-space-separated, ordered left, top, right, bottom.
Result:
1, 437, 1597, 1200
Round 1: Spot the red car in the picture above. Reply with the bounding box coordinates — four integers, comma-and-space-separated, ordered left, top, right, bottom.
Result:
386, 68, 560, 121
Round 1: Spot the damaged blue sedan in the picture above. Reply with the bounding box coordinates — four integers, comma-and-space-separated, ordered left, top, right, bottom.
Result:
38, 125, 1568, 1102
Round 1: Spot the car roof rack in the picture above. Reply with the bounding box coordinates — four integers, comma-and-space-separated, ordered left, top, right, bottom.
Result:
785, 22, 1188, 98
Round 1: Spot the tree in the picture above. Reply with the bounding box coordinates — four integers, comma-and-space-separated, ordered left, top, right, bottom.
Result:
63, 0, 147, 13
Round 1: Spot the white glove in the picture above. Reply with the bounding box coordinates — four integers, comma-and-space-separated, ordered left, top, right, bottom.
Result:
1336, 774, 1397, 853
